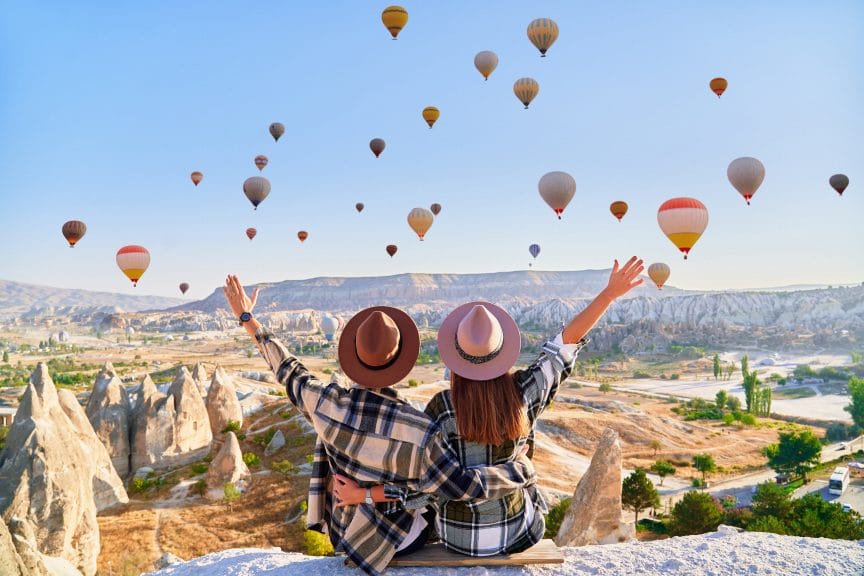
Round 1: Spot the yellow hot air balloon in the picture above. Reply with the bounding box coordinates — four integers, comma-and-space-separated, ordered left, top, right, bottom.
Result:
527, 18, 559, 57
116, 245, 150, 287
709, 77, 728, 98
657, 198, 709, 259
538, 171, 576, 219
647, 263, 670, 289
422, 106, 440, 128
191, 171, 203, 186
610, 201, 629, 222
513, 77, 539, 109
727, 157, 765, 205
381, 5, 408, 39
474, 51, 499, 80
407, 207, 434, 240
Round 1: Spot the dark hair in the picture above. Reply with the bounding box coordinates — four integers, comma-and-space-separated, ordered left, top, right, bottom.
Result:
450, 372, 528, 445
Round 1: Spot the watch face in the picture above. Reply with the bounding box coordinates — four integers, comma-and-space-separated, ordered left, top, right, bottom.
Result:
240, 312, 252, 323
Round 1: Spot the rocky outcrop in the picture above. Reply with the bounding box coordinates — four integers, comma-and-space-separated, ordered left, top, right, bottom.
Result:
207, 432, 249, 492
191, 363, 208, 396
205, 368, 243, 437
264, 430, 285, 456
130, 375, 174, 472
169, 368, 212, 456
554, 427, 635, 547
0, 364, 102, 575
0, 517, 44, 576
85, 365, 131, 477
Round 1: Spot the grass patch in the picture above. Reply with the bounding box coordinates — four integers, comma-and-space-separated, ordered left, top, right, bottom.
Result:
773, 387, 817, 400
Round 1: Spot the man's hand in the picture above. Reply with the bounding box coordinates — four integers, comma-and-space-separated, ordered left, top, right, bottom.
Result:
332, 474, 366, 507
223, 275, 260, 319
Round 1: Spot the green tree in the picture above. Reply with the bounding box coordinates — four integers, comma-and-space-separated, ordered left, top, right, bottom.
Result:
1, 351, 7, 363
725, 395, 742, 412
713, 354, 720, 380
650, 460, 676, 486
669, 491, 723, 536
715, 389, 728, 411
764, 430, 822, 482
622, 469, 660, 523
724, 363, 735, 381
649, 439, 662, 456
788, 494, 864, 540
741, 354, 750, 379
544, 498, 571, 539
692, 453, 717, 487
747, 515, 787, 535
750, 482, 794, 522
845, 376, 864, 431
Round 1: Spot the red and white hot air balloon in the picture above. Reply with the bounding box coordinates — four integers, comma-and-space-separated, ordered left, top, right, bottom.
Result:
657, 198, 709, 260
538, 171, 576, 219
246, 227, 257, 241
254, 155, 268, 171
116, 245, 151, 287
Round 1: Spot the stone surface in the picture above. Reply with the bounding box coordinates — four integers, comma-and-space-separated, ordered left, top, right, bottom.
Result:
554, 427, 635, 547
191, 363, 208, 396
130, 375, 175, 471
0, 364, 101, 575
0, 517, 39, 576
206, 432, 249, 492
168, 367, 213, 458
85, 365, 131, 477
264, 429, 285, 456
205, 368, 243, 437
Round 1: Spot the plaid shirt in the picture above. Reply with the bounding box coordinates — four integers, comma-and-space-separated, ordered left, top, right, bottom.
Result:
255, 330, 537, 575
395, 333, 586, 556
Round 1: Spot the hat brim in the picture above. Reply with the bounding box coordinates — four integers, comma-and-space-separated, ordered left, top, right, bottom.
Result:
338, 306, 420, 389
437, 301, 521, 381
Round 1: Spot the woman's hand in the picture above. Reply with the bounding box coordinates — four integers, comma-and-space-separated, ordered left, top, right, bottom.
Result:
601, 256, 644, 301
333, 474, 367, 507
223, 275, 260, 319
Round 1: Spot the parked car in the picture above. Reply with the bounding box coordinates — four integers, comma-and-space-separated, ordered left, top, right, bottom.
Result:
841, 503, 852, 513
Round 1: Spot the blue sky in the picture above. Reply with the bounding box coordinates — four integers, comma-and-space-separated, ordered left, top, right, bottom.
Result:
0, 1, 862, 298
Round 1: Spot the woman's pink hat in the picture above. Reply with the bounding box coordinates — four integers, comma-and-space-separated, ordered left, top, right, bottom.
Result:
437, 301, 521, 380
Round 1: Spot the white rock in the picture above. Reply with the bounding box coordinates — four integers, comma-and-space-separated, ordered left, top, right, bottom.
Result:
205, 368, 243, 437
206, 432, 249, 493
264, 430, 285, 456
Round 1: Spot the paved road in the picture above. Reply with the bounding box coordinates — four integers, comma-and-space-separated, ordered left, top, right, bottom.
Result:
793, 479, 864, 514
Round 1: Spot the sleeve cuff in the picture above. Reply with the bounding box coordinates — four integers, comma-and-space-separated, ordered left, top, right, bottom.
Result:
550, 332, 588, 363
383, 485, 407, 505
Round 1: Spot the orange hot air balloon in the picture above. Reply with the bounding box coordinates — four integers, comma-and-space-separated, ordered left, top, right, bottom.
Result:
709, 77, 728, 98
246, 227, 257, 240
297, 231, 308, 243
386, 244, 398, 257
657, 198, 709, 260
191, 171, 203, 186
116, 245, 151, 287
179, 282, 190, 295
381, 5, 408, 39
62, 220, 87, 247
647, 263, 670, 289
513, 77, 539, 109
610, 201, 629, 222
407, 207, 434, 240
422, 106, 440, 128
430, 203, 442, 216
369, 138, 385, 158
355, 202, 365, 213
254, 155, 268, 171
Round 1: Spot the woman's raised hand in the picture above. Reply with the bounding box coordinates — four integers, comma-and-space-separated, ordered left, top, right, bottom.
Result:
222, 275, 260, 319
602, 256, 644, 301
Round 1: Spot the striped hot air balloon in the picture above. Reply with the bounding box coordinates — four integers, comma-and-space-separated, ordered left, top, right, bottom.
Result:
246, 227, 257, 241
407, 207, 434, 240
657, 198, 709, 260
610, 201, 629, 222
191, 171, 203, 186
527, 18, 559, 57
513, 77, 539, 109
648, 263, 670, 289
709, 77, 728, 98
528, 243, 541, 267
254, 155, 268, 171
116, 245, 150, 287
62, 220, 87, 247
381, 5, 409, 39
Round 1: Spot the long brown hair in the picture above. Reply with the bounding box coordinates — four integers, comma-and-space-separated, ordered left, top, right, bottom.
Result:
450, 372, 528, 445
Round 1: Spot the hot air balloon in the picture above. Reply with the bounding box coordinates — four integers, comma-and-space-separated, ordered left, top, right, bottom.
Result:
528, 243, 541, 267
610, 201, 629, 222
246, 227, 257, 240
407, 207, 434, 240
269, 122, 285, 142
647, 263, 670, 289
513, 77, 539, 109
297, 230, 308, 243
191, 172, 203, 186
538, 171, 576, 219
116, 245, 150, 287
321, 315, 340, 342
386, 244, 398, 257
355, 202, 365, 213
254, 155, 268, 171
62, 220, 87, 247
430, 203, 442, 216
727, 157, 765, 205
179, 282, 190, 295
369, 138, 386, 158
830, 174, 849, 197
709, 77, 728, 98
243, 176, 271, 210
381, 5, 408, 39
474, 51, 499, 80
422, 106, 440, 128
527, 18, 559, 57
657, 198, 709, 260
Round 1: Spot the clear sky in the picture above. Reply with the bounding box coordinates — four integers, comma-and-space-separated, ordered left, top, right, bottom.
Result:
0, 1, 862, 299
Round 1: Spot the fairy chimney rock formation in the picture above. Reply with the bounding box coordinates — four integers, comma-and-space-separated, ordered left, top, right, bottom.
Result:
168, 367, 213, 458
130, 375, 175, 472
206, 432, 250, 492
84, 367, 131, 477
191, 363, 208, 396
0, 364, 102, 576
554, 427, 635, 547
205, 368, 243, 437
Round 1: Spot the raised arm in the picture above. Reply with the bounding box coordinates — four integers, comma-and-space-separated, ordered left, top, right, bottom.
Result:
562, 256, 644, 344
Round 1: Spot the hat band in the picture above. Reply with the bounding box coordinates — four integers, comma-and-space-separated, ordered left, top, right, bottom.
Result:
454, 334, 503, 365
356, 337, 403, 372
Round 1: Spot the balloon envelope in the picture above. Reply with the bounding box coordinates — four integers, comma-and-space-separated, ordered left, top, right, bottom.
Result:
355, 202, 365, 213
610, 201, 629, 221
179, 282, 190, 295
422, 106, 440, 128
407, 207, 434, 240
709, 77, 728, 97
381, 5, 408, 39
829, 174, 849, 196
513, 77, 539, 109
254, 155, 268, 171
269, 122, 285, 142
297, 230, 308, 242
321, 315, 340, 341
369, 138, 386, 158
527, 18, 559, 56
386, 244, 398, 257
246, 227, 257, 240
474, 51, 499, 80
191, 171, 203, 186
62, 220, 87, 247
529, 243, 541, 259
648, 263, 670, 289
657, 197, 709, 259
430, 203, 442, 216
538, 171, 576, 219
116, 245, 150, 287
727, 157, 765, 205
243, 176, 271, 210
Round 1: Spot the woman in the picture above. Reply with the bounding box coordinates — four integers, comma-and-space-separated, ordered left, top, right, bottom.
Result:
334, 257, 644, 556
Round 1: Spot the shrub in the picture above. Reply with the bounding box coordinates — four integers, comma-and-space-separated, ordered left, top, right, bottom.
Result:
544, 498, 570, 539
280, 410, 294, 419
242, 452, 260, 467
670, 374, 680, 380
272, 460, 297, 476
304, 530, 335, 556
722, 413, 735, 425
751, 482, 794, 522
636, 518, 668, 534
190, 480, 207, 497
407, 379, 419, 387
748, 515, 787, 535
726, 396, 743, 412
190, 462, 209, 475
669, 491, 723, 536
599, 383, 612, 393
305, 454, 315, 465
129, 477, 154, 494
322, 368, 332, 374
649, 460, 675, 486
740, 413, 757, 426
223, 483, 241, 503
632, 370, 652, 379
253, 429, 277, 447
221, 420, 241, 434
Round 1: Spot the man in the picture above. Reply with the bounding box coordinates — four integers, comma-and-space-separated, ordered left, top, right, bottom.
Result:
223, 276, 536, 575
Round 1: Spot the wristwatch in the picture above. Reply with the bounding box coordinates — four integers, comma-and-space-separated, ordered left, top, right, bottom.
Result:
365, 487, 374, 506
238, 311, 253, 326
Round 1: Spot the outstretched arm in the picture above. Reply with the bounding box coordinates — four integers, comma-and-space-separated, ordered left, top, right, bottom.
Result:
562, 256, 644, 344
